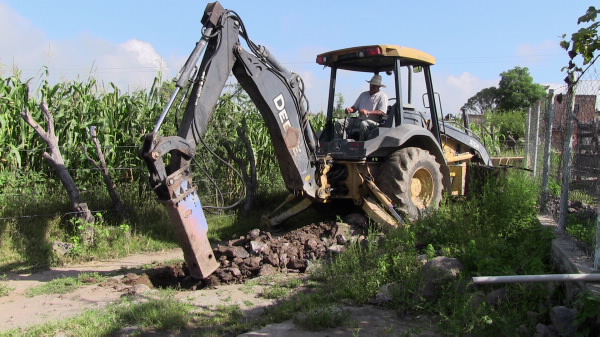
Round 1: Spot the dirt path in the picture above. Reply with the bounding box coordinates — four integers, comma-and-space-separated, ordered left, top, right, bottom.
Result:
1, 249, 183, 330
0, 226, 441, 336
1, 249, 291, 333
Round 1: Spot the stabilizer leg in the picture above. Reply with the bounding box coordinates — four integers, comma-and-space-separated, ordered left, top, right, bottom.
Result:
262, 195, 313, 228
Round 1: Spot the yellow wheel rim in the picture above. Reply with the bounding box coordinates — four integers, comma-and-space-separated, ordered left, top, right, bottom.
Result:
411, 168, 434, 209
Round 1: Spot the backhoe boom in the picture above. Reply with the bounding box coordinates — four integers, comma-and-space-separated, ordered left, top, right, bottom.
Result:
140, 2, 320, 278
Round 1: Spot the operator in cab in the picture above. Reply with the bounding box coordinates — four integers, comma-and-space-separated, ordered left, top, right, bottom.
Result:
334, 74, 388, 141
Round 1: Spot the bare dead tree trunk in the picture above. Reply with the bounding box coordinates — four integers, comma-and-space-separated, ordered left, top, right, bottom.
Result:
84, 126, 129, 221
237, 122, 257, 213
20, 101, 95, 224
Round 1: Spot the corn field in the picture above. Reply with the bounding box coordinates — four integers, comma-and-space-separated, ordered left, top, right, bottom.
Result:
0, 72, 300, 221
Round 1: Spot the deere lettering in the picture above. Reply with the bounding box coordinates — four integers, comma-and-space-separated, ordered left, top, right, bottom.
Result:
273, 93, 301, 156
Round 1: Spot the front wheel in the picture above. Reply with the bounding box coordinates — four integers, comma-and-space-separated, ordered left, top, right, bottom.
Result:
376, 147, 443, 220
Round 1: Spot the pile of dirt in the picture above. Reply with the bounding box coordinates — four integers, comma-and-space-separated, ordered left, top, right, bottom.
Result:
120, 220, 368, 291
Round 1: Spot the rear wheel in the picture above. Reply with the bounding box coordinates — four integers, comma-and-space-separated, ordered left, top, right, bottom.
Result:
376, 147, 443, 220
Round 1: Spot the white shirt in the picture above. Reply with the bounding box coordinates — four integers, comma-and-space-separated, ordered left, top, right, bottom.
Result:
353, 91, 388, 121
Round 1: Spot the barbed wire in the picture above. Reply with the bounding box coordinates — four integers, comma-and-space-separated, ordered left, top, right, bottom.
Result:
0, 145, 141, 153
0, 207, 237, 222
0, 208, 112, 221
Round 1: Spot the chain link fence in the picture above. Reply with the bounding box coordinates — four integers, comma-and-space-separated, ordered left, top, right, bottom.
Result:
524, 61, 600, 268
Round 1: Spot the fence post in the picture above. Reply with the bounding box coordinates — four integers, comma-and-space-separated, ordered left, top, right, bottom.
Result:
533, 103, 541, 177
558, 73, 578, 233
526, 107, 532, 168
596, 189, 600, 269
540, 90, 555, 213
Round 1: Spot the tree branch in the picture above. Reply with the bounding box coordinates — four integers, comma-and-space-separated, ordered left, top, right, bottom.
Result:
20, 101, 95, 225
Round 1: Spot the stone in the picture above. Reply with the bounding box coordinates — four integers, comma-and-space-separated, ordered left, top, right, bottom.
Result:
304, 238, 319, 251
131, 284, 151, 295
550, 306, 576, 337
469, 291, 486, 310
371, 283, 398, 304
328, 244, 346, 254
486, 288, 508, 307
287, 257, 306, 270
336, 233, 348, 245
216, 245, 250, 259
421, 256, 464, 301
263, 253, 279, 267
416, 254, 428, 265
228, 237, 249, 246
534, 323, 558, 337
258, 264, 278, 276
279, 253, 289, 267
344, 213, 369, 228
422, 256, 464, 280
249, 240, 270, 255
247, 229, 261, 240
242, 256, 262, 271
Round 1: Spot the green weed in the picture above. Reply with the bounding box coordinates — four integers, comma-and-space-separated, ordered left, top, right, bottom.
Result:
574, 292, 600, 336
293, 305, 349, 331
1, 293, 196, 337
0, 274, 14, 297
25, 272, 106, 297
566, 212, 597, 248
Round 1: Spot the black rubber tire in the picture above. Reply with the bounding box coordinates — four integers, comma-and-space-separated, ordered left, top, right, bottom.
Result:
376, 147, 443, 220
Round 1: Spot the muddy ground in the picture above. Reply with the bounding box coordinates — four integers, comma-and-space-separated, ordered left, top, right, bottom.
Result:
0, 219, 440, 336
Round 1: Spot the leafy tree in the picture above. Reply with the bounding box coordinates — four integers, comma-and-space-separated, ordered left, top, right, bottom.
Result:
486, 110, 527, 142
561, 6, 600, 74
496, 67, 547, 112
333, 92, 345, 118
461, 86, 498, 114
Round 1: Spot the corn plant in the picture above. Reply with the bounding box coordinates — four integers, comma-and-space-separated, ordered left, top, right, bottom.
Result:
0, 72, 175, 187
0, 71, 290, 222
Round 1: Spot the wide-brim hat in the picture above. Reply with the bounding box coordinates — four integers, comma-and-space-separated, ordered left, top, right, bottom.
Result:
366, 74, 386, 88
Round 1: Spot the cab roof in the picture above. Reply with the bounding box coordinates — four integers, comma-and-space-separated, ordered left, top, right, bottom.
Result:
316, 44, 436, 72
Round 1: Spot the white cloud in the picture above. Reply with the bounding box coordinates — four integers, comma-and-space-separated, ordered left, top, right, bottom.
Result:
516, 40, 561, 64
438, 72, 498, 116
297, 70, 330, 114
0, 3, 168, 92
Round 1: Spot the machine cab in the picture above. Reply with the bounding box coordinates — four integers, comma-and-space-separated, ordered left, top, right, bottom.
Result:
316, 45, 443, 149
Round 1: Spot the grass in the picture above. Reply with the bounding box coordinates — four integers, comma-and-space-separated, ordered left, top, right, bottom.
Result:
0, 74, 290, 272
1, 292, 198, 337
566, 212, 597, 249
0, 65, 583, 334
0, 274, 14, 297
260, 171, 559, 336
25, 272, 107, 297
292, 305, 350, 331
1, 282, 291, 337
0, 172, 564, 336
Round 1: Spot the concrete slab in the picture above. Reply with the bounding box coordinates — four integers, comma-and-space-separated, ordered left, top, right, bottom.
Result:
539, 215, 600, 298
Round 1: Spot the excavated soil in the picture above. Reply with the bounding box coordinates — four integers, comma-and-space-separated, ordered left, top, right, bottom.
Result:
110, 220, 369, 291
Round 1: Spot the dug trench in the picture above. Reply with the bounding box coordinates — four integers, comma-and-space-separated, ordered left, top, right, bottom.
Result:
120, 220, 368, 291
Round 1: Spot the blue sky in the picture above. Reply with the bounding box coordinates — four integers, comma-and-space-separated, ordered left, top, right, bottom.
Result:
0, 0, 593, 115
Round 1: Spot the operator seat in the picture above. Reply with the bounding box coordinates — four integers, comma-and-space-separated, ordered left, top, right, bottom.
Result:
365, 103, 397, 139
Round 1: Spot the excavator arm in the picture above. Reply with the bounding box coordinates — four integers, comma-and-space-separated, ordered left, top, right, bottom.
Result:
139, 2, 320, 279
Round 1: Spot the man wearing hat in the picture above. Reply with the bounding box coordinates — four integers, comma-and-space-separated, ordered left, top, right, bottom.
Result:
334, 74, 388, 141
